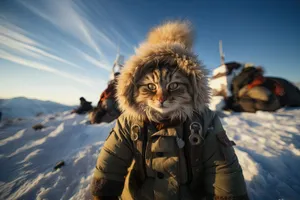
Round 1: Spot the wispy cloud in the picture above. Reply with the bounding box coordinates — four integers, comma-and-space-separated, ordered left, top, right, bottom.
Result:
1, 19, 85, 70
109, 26, 134, 51
19, 0, 113, 61
0, 34, 83, 70
81, 52, 110, 71
70, 46, 110, 71
0, 49, 93, 86
0, 22, 39, 46
0, 0, 137, 104
0, 34, 41, 58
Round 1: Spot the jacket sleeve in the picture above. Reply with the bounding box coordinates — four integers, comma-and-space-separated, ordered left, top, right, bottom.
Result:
91, 116, 134, 197
203, 115, 249, 200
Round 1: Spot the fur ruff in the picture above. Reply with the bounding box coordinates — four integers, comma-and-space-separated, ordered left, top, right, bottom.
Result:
116, 21, 211, 121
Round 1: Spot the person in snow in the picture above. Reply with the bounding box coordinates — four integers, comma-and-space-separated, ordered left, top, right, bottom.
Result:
91, 21, 248, 200
89, 73, 121, 124
71, 97, 93, 114
226, 66, 300, 112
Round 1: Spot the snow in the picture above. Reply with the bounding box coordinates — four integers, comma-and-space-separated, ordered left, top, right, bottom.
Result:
212, 64, 227, 76
209, 96, 225, 111
0, 112, 114, 200
0, 129, 26, 146
0, 105, 300, 199
222, 108, 300, 199
209, 64, 244, 97
0, 97, 73, 119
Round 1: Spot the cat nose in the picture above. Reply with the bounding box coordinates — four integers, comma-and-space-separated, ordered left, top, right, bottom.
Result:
158, 97, 165, 104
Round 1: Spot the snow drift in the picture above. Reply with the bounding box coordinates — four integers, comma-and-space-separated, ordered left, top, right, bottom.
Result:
0, 100, 299, 199
0, 97, 73, 119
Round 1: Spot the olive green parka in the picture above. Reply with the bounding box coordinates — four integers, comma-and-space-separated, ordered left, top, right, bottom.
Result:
91, 21, 248, 200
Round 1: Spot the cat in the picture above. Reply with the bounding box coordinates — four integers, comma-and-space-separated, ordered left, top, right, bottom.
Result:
134, 63, 194, 123
116, 21, 210, 124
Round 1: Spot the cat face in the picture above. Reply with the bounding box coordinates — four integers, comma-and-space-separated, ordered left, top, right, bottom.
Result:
134, 65, 193, 122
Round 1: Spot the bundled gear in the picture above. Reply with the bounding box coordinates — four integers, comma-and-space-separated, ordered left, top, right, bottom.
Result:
262, 77, 300, 107
71, 97, 93, 114
227, 67, 300, 112
91, 21, 248, 200
89, 73, 121, 124
97, 72, 120, 109
210, 62, 245, 97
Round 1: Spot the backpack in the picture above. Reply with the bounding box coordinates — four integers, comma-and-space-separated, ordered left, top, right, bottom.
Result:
231, 67, 263, 98
98, 80, 117, 107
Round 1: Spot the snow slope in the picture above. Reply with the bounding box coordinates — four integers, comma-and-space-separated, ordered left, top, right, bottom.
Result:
0, 97, 73, 119
0, 107, 300, 199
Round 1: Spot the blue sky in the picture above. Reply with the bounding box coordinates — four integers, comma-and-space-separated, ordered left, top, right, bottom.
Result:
1, 0, 299, 105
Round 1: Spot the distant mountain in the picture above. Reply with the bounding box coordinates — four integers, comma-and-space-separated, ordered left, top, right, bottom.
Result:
294, 82, 300, 89
0, 97, 73, 119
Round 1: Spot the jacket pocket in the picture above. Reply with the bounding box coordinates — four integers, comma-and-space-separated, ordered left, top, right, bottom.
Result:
151, 136, 177, 153
151, 136, 178, 177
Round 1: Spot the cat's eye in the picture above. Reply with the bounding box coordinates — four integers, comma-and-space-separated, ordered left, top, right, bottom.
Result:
169, 82, 178, 90
148, 83, 156, 91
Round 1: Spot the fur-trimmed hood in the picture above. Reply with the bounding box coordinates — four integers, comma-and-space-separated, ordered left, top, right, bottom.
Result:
117, 21, 210, 121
